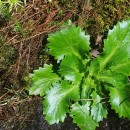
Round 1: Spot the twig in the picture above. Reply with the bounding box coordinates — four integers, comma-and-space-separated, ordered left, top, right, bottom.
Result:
5, 35, 18, 45
0, 92, 9, 100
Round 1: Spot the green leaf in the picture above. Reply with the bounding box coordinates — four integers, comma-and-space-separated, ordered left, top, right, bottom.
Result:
81, 78, 95, 99
98, 70, 127, 87
110, 61, 130, 76
59, 55, 84, 82
81, 59, 100, 99
61, 19, 72, 26
91, 91, 107, 122
47, 25, 90, 61
98, 20, 130, 70
43, 81, 79, 124
27, 20, 130, 130
108, 85, 130, 118
89, 59, 100, 76
29, 64, 60, 96
70, 102, 98, 130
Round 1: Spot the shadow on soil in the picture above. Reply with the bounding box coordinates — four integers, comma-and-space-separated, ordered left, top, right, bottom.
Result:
1, 97, 130, 130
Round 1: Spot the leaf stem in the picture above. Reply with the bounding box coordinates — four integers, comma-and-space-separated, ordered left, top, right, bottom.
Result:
78, 97, 109, 101
99, 46, 118, 71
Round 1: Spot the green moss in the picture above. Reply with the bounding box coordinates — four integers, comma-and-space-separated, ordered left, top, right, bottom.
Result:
81, 0, 130, 37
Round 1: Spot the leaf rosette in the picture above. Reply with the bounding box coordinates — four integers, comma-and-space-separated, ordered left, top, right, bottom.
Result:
28, 19, 130, 130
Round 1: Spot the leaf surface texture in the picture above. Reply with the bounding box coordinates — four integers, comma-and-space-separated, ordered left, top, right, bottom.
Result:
29, 64, 60, 96
44, 81, 79, 124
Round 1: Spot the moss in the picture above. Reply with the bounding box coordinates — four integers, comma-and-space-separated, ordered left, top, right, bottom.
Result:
80, 0, 130, 37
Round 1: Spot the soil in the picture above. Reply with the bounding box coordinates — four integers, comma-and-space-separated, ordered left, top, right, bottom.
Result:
0, 0, 130, 130
1, 96, 130, 130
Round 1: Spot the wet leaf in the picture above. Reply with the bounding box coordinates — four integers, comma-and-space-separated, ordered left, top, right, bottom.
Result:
44, 81, 79, 124
98, 70, 127, 87
70, 102, 98, 130
108, 85, 130, 118
98, 20, 130, 70
47, 25, 90, 61
28, 20, 130, 130
110, 61, 130, 76
91, 91, 108, 122
29, 64, 60, 96
59, 55, 84, 82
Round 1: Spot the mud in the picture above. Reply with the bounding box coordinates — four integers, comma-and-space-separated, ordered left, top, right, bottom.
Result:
1, 97, 130, 130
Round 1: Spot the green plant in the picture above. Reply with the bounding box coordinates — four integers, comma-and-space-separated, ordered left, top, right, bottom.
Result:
0, 2, 10, 19
28, 19, 130, 130
0, 35, 16, 68
13, 20, 23, 33
0, 0, 26, 12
